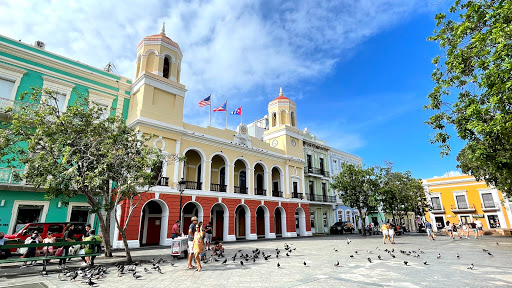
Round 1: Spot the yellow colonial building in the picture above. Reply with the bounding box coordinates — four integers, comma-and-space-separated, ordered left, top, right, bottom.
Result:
423, 175, 511, 232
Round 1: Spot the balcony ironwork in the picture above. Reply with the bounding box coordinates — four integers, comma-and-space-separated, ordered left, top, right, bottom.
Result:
0, 168, 25, 185
308, 193, 336, 203
254, 188, 266, 196
157, 177, 169, 186
482, 201, 500, 211
272, 190, 283, 197
234, 186, 248, 194
450, 203, 476, 212
305, 166, 330, 177
184, 181, 202, 190
430, 205, 445, 213
309, 193, 316, 201
210, 183, 227, 192
292, 192, 303, 199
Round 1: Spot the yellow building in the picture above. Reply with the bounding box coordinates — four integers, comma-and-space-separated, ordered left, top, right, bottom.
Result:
423, 175, 511, 232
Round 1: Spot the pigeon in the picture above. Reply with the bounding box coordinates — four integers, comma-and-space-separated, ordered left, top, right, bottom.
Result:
367, 250, 373, 254
334, 261, 340, 267
378, 255, 382, 260
467, 263, 474, 270
70, 272, 79, 281
496, 242, 499, 246
488, 252, 493, 256
286, 253, 290, 257
144, 267, 149, 273
391, 249, 394, 253
437, 253, 442, 259
117, 272, 123, 277
347, 238, 351, 244
303, 261, 307, 266
424, 261, 429, 265
414, 254, 420, 258
240, 261, 244, 266
87, 278, 97, 286
334, 248, 338, 252
456, 253, 460, 259
482, 249, 489, 252
277, 262, 280, 268
222, 259, 227, 264
367, 258, 372, 263
391, 254, 396, 258
403, 261, 409, 266
349, 255, 354, 258
355, 251, 358, 254
238, 249, 243, 252
253, 258, 256, 263
133, 272, 142, 280
156, 266, 163, 274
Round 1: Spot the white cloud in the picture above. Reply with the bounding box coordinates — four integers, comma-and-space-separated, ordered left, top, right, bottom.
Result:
0, 0, 425, 128
433, 171, 463, 178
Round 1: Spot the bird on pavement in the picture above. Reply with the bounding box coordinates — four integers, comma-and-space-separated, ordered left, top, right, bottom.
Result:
467, 263, 474, 270
367, 250, 372, 254
437, 253, 442, 259
157, 266, 163, 274
303, 261, 307, 266
347, 238, 351, 244
355, 251, 358, 254
334, 261, 340, 267
367, 258, 372, 263
286, 253, 290, 257
133, 272, 142, 280
390, 254, 396, 258
378, 255, 382, 260
423, 261, 429, 265
87, 278, 97, 286
496, 242, 499, 246
488, 252, 493, 256
403, 261, 409, 266
277, 262, 280, 268
482, 249, 489, 252
349, 255, 354, 258
240, 261, 244, 266
456, 253, 460, 259
222, 259, 227, 264
334, 248, 338, 252
144, 267, 149, 272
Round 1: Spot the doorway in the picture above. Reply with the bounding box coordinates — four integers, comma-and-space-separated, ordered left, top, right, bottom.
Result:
140, 200, 163, 246
256, 206, 265, 238
275, 208, 282, 237
487, 215, 500, 228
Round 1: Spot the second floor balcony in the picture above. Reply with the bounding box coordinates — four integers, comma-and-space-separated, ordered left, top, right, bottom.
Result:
430, 205, 445, 214
291, 192, 303, 199
210, 183, 227, 192
272, 190, 283, 197
305, 166, 330, 178
450, 203, 476, 213
482, 201, 500, 212
184, 181, 202, 190
254, 188, 266, 196
234, 186, 248, 194
308, 193, 336, 203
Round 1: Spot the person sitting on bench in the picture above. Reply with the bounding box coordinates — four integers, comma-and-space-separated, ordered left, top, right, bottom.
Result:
0, 232, 11, 260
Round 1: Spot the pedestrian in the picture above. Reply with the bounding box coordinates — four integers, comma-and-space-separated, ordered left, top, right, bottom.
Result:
388, 224, 396, 244
452, 223, 460, 239
469, 222, 478, 239
83, 229, 102, 266
424, 220, 435, 240
211, 240, 224, 257
171, 220, 181, 239
205, 221, 213, 250
462, 223, 469, 239
187, 216, 198, 269
193, 223, 205, 272
81, 224, 92, 265
446, 221, 453, 239
380, 222, 389, 244
474, 218, 483, 237
0, 232, 11, 260
58, 224, 75, 269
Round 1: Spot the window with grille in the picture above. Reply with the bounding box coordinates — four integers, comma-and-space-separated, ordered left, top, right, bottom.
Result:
431, 197, 442, 210
481, 193, 495, 208
455, 195, 468, 209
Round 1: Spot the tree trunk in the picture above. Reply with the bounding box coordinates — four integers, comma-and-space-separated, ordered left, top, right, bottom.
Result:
359, 209, 366, 236
119, 229, 132, 263
95, 210, 113, 257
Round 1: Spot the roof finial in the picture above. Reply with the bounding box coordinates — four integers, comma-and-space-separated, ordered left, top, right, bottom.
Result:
160, 22, 166, 35
279, 87, 283, 96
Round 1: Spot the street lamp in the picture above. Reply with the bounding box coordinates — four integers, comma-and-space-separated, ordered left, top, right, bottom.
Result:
177, 177, 187, 225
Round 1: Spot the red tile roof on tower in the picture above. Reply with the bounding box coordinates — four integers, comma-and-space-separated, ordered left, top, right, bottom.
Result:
137, 23, 181, 52
272, 87, 290, 101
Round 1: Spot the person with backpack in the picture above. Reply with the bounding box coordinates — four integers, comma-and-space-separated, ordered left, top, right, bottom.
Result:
83, 229, 102, 266
451, 223, 459, 239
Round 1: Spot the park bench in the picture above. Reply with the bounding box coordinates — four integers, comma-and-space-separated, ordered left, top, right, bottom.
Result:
0, 240, 101, 265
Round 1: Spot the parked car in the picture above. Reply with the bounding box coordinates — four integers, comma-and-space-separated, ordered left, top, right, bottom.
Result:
5, 222, 87, 242
330, 221, 355, 234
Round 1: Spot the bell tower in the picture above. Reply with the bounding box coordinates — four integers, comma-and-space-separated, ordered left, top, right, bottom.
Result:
263, 87, 303, 158
127, 23, 187, 127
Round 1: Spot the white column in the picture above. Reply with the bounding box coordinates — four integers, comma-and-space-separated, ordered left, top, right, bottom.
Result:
205, 160, 212, 192
266, 171, 271, 197
301, 168, 306, 197
248, 168, 254, 195
227, 164, 234, 193
285, 165, 290, 196
174, 140, 181, 183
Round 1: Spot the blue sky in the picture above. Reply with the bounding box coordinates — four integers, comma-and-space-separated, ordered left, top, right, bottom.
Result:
0, 0, 463, 179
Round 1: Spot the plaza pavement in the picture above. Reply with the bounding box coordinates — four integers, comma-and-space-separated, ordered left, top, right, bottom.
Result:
1, 233, 511, 288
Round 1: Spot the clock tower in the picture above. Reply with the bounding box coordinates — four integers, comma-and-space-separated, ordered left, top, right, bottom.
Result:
263, 87, 303, 159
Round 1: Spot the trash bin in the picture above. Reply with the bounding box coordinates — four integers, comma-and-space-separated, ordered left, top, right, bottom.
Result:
171, 236, 188, 259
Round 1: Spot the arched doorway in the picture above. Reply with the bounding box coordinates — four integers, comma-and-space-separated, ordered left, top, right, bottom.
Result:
210, 154, 228, 192
234, 159, 248, 194
210, 203, 228, 241
235, 204, 250, 239
256, 206, 267, 238
139, 200, 169, 246
295, 207, 306, 236
254, 163, 267, 196
274, 207, 285, 237
271, 167, 283, 197
183, 149, 203, 190
182, 201, 203, 235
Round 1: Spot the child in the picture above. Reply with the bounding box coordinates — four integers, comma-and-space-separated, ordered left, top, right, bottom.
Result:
212, 240, 224, 257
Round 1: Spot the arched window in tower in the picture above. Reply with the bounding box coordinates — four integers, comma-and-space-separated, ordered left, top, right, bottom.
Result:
280, 110, 287, 125
272, 112, 277, 127
163, 56, 170, 79
291, 111, 295, 127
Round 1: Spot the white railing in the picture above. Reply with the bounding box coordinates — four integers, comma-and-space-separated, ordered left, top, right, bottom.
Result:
0, 168, 25, 184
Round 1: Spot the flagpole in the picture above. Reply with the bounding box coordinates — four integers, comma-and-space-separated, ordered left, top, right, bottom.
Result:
240, 106, 242, 125
225, 102, 228, 129
209, 93, 212, 127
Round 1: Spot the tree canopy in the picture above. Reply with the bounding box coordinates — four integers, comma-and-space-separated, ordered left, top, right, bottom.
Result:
0, 87, 170, 260
425, 0, 512, 196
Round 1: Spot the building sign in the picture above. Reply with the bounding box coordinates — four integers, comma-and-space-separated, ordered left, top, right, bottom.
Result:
472, 214, 484, 218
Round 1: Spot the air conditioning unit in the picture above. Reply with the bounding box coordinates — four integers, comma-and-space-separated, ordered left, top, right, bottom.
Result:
34, 40, 45, 49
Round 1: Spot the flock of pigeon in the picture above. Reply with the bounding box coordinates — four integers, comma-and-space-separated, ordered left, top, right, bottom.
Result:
33, 238, 500, 286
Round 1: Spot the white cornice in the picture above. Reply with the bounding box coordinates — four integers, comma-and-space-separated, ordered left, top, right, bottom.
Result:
328, 149, 362, 162
42, 75, 76, 89
131, 73, 187, 97
129, 117, 304, 163
137, 39, 183, 58
263, 126, 304, 141
422, 177, 482, 187
0, 61, 27, 75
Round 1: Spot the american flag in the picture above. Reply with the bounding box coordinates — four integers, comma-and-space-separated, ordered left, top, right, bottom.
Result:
198, 96, 211, 107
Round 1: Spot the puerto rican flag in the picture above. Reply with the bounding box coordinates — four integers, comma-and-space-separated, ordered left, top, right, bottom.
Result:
213, 101, 227, 112
198, 96, 211, 107
231, 106, 242, 115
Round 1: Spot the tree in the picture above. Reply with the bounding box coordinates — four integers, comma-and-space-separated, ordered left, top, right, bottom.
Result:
331, 163, 381, 235
0, 87, 175, 261
379, 166, 426, 227
425, 0, 512, 197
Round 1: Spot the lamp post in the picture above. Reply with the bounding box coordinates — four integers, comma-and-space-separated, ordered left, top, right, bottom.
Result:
177, 177, 186, 225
